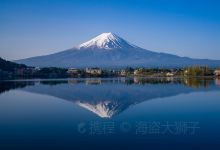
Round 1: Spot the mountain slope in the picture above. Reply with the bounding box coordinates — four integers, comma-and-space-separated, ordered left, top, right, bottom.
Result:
16, 32, 220, 68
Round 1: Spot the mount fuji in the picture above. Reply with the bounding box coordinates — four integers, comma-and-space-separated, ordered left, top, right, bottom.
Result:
16, 32, 220, 68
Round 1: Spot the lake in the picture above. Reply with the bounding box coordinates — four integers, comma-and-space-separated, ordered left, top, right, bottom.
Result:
0, 77, 220, 150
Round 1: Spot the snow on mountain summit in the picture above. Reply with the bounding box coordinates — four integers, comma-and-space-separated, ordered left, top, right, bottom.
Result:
79, 32, 137, 49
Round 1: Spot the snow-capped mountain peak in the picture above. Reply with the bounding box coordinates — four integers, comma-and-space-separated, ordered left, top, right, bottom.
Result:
79, 32, 137, 49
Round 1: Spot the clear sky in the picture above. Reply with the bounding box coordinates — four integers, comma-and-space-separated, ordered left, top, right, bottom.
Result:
0, 0, 220, 60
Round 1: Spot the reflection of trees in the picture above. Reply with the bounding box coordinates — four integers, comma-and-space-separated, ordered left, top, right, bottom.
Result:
40, 80, 68, 85
133, 77, 181, 85
0, 77, 217, 95
128, 77, 214, 88
0, 81, 34, 94
181, 77, 214, 88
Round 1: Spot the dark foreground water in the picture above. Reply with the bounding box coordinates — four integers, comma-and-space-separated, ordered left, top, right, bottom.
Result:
0, 77, 220, 150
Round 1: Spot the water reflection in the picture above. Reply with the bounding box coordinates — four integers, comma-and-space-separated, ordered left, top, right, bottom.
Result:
0, 77, 219, 118
0, 81, 35, 94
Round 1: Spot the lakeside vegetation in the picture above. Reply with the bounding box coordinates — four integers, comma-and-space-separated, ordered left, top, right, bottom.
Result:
0, 57, 220, 80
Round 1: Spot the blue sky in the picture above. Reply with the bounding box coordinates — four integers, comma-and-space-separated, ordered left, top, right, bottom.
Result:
0, 0, 220, 60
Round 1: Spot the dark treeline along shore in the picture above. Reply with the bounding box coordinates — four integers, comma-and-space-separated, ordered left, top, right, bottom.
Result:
1, 57, 220, 80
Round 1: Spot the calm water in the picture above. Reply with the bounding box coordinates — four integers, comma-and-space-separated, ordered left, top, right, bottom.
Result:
0, 77, 220, 150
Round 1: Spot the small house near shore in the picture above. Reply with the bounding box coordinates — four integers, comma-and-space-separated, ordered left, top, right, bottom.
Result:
214, 69, 220, 76
86, 68, 102, 75
166, 72, 175, 77
67, 68, 81, 75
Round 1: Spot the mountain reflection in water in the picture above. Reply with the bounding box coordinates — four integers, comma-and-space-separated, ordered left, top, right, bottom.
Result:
1, 77, 220, 118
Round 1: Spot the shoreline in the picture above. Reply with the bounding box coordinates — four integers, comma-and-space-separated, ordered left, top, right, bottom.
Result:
1, 75, 219, 82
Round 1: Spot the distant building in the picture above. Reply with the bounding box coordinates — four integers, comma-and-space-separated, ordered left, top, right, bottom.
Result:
214, 69, 220, 76
184, 70, 188, 76
134, 69, 139, 76
134, 68, 144, 76
86, 68, 102, 75
120, 70, 127, 76
67, 68, 80, 74
34, 67, 41, 71
166, 72, 174, 77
